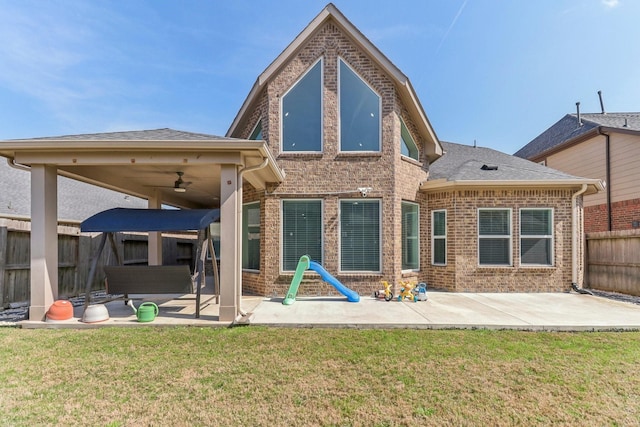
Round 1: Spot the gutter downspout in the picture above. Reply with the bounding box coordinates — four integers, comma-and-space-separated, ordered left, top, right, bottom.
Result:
604, 132, 612, 231
571, 184, 591, 294
235, 157, 269, 318
7, 157, 31, 172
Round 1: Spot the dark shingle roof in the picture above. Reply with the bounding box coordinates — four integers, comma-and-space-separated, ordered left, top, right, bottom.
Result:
0, 161, 146, 221
514, 113, 640, 159
9, 128, 233, 142
430, 141, 587, 182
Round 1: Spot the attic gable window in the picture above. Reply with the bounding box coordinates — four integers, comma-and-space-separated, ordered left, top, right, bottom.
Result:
339, 58, 381, 152
281, 59, 323, 152
400, 118, 419, 161
249, 120, 263, 140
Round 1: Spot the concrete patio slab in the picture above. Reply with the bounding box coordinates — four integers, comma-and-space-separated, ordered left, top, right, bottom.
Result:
248, 292, 640, 331
14, 290, 640, 332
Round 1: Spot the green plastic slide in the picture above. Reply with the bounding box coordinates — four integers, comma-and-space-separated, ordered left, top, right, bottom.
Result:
282, 255, 310, 305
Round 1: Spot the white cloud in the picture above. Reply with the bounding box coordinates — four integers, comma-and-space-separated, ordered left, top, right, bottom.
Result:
602, 0, 620, 8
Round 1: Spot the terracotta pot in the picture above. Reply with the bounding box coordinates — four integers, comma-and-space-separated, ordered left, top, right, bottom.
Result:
46, 300, 73, 321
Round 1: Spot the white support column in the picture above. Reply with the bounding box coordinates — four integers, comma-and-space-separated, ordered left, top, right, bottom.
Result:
147, 191, 162, 265
30, 165, 58, 320
219, 164, 239, 321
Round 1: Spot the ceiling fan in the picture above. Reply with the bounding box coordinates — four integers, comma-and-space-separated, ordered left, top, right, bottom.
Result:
173, 171, 192, 193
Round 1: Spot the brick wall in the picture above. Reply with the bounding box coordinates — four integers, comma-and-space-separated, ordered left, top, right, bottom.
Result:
585, 198, 640, 232
424, 188, 579, 292
231, 21, 430, 297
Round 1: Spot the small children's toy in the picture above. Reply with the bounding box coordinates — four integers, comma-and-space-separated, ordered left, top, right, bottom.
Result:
414, 282, 428, 301
374, 280, 394, 301
397, 281, 417, 302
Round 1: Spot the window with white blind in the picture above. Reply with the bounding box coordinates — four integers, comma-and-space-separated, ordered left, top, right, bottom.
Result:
339, 58, 381, 152
520, 208, 553, 266
282, 200, 323, 271
281, 59, 323, 152
402, 202, 419, 270
478, 208, 512, 266
432, 210, 446, 265
340, 200, 380, 272
242, 202, 260, 271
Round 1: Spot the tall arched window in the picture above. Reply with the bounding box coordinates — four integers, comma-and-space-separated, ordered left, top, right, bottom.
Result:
281, 59, 323, 152
339, 58, 381, 152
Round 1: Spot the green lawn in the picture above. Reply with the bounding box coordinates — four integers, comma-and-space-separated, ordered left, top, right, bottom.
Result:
0, 327, 638, 426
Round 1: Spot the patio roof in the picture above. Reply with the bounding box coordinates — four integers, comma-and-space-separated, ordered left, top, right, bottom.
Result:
0, 128, 284, 209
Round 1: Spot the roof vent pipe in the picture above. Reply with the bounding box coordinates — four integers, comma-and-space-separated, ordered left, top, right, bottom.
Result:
624, 118, 629, 127
576, 102, 583, 127
598, 90, 606, 114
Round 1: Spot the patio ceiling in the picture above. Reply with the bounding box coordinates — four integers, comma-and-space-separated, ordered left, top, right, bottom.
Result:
0, 137, 284, 209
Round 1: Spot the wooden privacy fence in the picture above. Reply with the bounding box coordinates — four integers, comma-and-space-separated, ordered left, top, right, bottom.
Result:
0, 217, 197, 308
586, 229, 640, 296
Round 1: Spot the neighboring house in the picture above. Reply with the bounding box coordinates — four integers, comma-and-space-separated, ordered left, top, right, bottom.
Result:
515, 111, 640, 233
0, 157, 146, 221
226, 4, 601, 295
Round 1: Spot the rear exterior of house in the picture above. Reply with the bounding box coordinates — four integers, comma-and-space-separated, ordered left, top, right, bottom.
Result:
228, 4, 602, 296
515, 112, 640, 233
228, 6, 439, 296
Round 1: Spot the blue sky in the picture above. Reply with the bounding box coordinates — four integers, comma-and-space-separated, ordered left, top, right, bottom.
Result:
0, 0, 638, 154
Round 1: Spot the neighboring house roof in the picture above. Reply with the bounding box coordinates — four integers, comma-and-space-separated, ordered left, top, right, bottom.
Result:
423, 141, 603, 194
9, 128, 233, 142
226, 3, 443, 161
514, 113, 640, 160
0, 159, 147, 221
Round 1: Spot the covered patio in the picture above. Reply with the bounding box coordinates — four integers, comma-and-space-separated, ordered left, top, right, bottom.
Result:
0, 128, 284, 322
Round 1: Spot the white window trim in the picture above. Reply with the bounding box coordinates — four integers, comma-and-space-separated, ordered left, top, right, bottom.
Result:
402, 201, 420, 272
242, 201, 261, 273
280, 198, 324, 273
337, 57, 382, 154
477, 208, 513, 267
279, 57, 324, 154
519, 207, 554, 267
431, 209, 446, 266
338, 198, 382, 274
400, 117, 420, 162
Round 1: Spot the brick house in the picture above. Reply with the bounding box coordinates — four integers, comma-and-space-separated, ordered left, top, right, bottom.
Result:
226, 4, 602, 295
515, 110, 640, 233
0, 4, 605, 320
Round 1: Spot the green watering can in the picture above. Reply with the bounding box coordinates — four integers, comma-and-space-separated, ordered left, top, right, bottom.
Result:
136, 302, 159, 322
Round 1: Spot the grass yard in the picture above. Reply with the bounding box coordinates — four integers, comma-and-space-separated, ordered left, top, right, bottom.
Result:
0, 327, 638, 426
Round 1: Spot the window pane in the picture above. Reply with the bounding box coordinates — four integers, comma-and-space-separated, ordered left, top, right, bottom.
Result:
400, 119, 419, 160
479, 238, 510, 265
479, 210, 510, 235
433, 239, 446, 265
242, 203, 260, 270
249, 120, 263, 140
433, 211, 446, 236
282, 201, 322, 270
339, 59, 380, 151
521, 238, 552, 265
402, 203, 419, 270
521, 209, 551, 235
282, 61, 322, 152
340, 200, 380, 271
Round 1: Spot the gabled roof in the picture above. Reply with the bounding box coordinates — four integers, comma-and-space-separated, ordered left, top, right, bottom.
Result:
422, 141, 603, 194
514, 113, 640, 160
226, 3, 442, 160
9, 128, 232, 142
